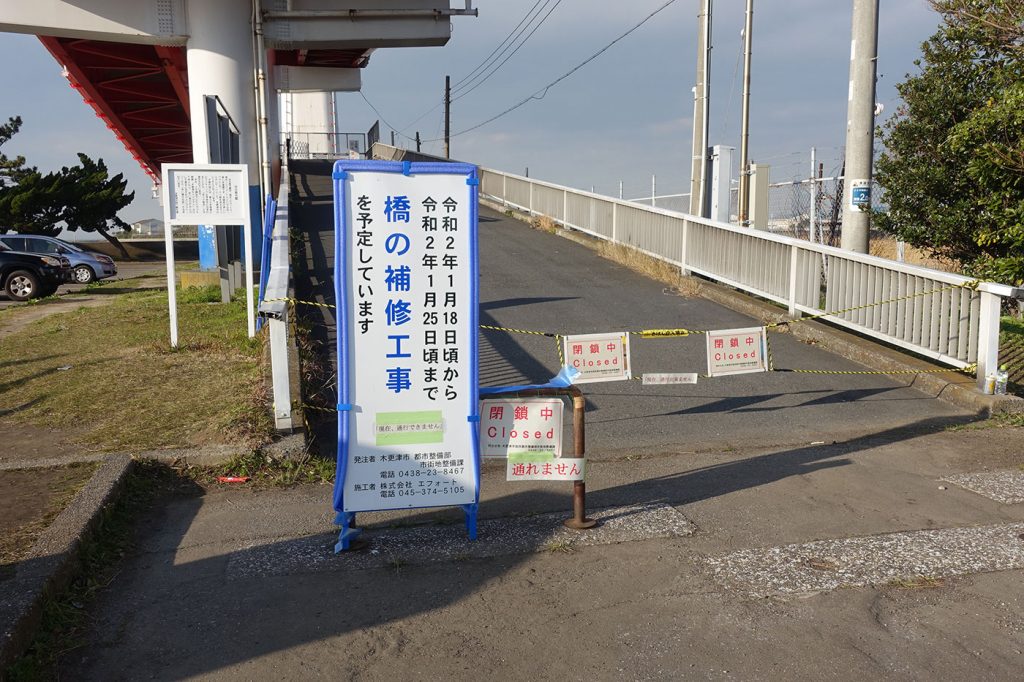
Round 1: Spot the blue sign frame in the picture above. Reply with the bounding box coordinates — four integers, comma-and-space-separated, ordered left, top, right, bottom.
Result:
331, 159, 481, 552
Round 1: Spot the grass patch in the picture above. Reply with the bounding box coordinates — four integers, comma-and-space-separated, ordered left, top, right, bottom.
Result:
176, 451, 335, 489
0, 287, 272, 451
1003, 316, 1024, 342
544, 539, 575, 554
5, 461, 197, 681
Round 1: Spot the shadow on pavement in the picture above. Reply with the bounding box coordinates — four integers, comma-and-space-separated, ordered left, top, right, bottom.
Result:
62, 413, 976, 679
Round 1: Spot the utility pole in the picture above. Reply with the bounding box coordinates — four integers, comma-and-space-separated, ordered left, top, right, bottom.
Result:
444, 75, 451, 159
689, 0, 712, 217
809, 146, 817, 242
840, 0, 879, 253
415, 131, 421, 153
737, 0, 754, 225
390, 130, 395, 146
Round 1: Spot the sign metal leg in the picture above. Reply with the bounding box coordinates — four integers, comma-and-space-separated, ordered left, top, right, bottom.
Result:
461, 503, 479, 541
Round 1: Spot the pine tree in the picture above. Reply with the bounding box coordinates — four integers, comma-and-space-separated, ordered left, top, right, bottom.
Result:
0, 117, 134, 258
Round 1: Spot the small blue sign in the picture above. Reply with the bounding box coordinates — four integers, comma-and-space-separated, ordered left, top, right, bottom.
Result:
851, 183, 871, 208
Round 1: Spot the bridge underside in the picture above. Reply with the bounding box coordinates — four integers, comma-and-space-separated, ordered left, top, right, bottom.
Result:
37, 37, 372, 181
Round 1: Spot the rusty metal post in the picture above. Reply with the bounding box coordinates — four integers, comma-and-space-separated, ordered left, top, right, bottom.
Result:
564, 389, 596, 529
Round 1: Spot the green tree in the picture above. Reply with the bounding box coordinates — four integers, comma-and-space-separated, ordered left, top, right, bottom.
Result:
874, 0, 1024, 284
0, 117, 134, 258
0, 116, 30, 182
58, 154, 134, 258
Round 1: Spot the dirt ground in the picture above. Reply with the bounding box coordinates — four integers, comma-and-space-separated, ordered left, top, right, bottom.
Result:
0, 423, 87, 465
0, 463, 97, 579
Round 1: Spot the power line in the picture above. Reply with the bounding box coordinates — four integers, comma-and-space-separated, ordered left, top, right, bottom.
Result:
396, 0, 553, 133
451, 0, 565, 102
424, 0, 679, 142
452, 0, 547, 89
359, 92, 418, 143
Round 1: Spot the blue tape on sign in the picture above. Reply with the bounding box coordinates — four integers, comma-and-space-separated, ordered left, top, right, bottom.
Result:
402, 161, 412, 176
466, 177, 479, 186
479, 366, 579, 395
337, 403, 353, 412
467, 415, 480, 423
332, 170, 348, 180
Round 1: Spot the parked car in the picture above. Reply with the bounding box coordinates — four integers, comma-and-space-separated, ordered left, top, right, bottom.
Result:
0, 247, 73, 301
0, 234, 117, 284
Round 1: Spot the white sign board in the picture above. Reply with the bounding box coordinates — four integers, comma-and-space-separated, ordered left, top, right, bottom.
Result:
706, 326, 768, 377
563, 332, 632, 384
480, 398, 563, 459
159, 163, 254, 347
642, 373, 698, 385
507, 458, 585, 482
336, 162, 479, 513
164, 166, 248, 225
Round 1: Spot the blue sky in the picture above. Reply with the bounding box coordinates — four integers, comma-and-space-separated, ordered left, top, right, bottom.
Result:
0, 0, 941, 223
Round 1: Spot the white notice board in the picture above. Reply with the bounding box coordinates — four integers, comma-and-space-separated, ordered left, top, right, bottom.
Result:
159, 163, 254, 346
164, 165, 248, 226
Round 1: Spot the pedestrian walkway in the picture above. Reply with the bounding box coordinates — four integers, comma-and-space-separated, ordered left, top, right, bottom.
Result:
60, 424, 1024, 680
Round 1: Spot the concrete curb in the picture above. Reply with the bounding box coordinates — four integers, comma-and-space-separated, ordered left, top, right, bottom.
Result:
481, 197, 1023, 416
0, 455, 134, 677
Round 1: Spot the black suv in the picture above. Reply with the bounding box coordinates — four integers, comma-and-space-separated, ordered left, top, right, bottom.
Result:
0, 247, 72, 301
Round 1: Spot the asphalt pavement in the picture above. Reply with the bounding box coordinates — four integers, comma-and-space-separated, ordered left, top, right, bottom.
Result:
474, 207, 973, 456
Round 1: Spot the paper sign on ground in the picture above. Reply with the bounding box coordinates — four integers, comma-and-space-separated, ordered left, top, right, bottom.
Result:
507, 457, 585, 482
642, 373, 698, 385
563, 332, 631, 384
706, 326, 768, 377
480, 398, 563, 459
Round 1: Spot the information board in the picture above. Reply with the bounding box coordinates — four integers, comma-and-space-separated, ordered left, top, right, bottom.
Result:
333, 161, 480, 540
562, 332, 632, 384
164, 166, 248, 225
159, 163, 254, 347
705, 326, 768, 377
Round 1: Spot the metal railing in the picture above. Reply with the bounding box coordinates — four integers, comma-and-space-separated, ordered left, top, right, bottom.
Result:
285, 132, 367, 159
479, 167, 1021, 390
258, 180, 294, 431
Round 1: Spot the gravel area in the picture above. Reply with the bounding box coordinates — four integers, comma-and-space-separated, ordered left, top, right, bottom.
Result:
228, 502, 695, 578
942, 470, 1024, 504
706, 522, 1024, 596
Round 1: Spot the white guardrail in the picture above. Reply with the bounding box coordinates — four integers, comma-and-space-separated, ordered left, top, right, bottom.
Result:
258, 180, 293, 430
479, 167, 1021, 390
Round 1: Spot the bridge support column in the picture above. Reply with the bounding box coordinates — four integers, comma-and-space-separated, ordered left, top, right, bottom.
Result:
186, 0, 262, 282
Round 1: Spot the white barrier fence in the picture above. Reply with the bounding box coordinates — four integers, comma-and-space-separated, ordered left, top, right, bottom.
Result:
479, 167, 1020, 390
258, 180, 294, 431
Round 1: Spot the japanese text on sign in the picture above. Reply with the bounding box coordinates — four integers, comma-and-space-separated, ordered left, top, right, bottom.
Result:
562, 332, 631, 384
480, 398, 563, 460
705, 326, 768, 377
338, 164, 478, 512
507, 457, 585, 482
642, 373, 698, 385
165, 168, 247, 225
